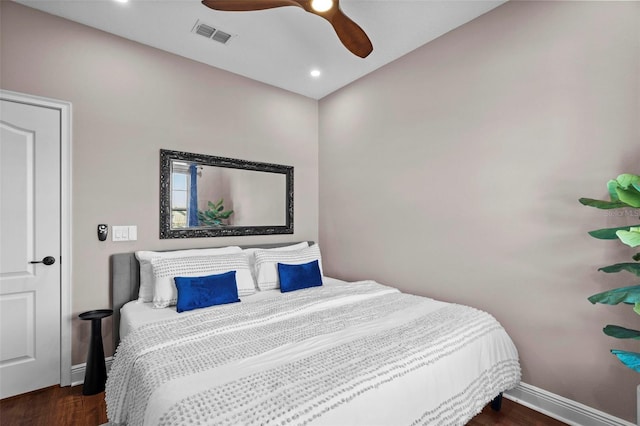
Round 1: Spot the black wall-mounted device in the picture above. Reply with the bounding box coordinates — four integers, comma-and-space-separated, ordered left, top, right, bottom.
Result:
97, 224, 108, 241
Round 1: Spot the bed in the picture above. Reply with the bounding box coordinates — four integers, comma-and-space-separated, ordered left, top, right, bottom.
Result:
106, 242, 520, 426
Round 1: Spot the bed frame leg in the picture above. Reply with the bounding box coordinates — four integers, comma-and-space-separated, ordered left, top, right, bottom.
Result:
490, 393, 503, 412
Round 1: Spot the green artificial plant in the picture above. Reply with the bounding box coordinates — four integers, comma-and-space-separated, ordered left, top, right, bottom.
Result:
197, 198, 234, 226
580, 173, 640, 372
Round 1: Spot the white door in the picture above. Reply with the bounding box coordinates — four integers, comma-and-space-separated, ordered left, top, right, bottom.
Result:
0, 99, 61, 398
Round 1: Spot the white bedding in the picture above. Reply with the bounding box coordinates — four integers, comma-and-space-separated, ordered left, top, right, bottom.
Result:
108, 279, 520, 426
118, 277, 313, 340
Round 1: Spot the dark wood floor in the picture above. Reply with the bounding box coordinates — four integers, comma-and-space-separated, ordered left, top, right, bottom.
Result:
468, 398, 567, 426
0, 386, 107, 426
0, 386, 567, 426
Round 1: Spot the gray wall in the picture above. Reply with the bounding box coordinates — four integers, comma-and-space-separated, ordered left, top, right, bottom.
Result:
0, 1, 318, 364
319, 1, 639, 423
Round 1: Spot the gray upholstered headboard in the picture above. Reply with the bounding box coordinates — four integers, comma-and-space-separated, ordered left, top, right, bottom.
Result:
110, 241, 314, 350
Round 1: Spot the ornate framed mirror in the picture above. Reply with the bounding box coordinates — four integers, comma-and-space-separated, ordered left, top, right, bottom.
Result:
160, 149, 293, 238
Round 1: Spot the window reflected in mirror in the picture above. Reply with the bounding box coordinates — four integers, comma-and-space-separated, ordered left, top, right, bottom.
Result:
171, 163, 189, 228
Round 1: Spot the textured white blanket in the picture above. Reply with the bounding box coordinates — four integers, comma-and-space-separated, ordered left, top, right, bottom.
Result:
106, 280, 520, 426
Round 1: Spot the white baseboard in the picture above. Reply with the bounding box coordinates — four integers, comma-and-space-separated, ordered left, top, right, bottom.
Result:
505, 382, 636, 426
71, 357, 113, 387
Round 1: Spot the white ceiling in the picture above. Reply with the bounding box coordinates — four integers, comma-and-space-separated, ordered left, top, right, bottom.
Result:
14, 0, 506, 99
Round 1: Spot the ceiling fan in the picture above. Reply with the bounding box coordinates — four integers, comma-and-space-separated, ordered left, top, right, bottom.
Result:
201, 0, 373, 58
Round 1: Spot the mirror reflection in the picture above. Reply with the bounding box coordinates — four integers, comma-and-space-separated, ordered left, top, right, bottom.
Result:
160, 150, 293, 239
170, 162, 286, 229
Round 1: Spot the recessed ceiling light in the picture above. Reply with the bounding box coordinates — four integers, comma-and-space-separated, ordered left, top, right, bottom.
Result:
310, 69, 321, 78
311, 0, 333, 13
114, 0, 129, 3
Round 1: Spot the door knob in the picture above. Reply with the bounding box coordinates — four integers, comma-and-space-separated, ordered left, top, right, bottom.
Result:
30, 256, 56, 266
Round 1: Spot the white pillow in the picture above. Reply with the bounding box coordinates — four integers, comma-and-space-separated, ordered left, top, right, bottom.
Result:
135, 246, 242, 302
150, 252, 255, 308
253, 244, 323, 291
243, 242, 309, 281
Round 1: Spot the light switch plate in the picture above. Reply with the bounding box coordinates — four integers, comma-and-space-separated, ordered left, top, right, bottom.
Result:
112, 225, 129, 241
112, 225, 137, 241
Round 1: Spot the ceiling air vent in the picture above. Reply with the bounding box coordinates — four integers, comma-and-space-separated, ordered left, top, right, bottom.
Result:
212, 30, 232, 44
192, 20, 233, 45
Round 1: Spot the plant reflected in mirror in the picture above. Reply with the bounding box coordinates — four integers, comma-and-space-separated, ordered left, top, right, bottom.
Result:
198, 199, 234, 227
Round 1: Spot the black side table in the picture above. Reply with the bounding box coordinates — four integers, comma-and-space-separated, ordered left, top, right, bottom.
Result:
79, 309, 113, 395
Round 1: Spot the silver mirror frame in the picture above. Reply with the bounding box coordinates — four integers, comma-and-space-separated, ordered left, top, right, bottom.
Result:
160, 149, 293, 238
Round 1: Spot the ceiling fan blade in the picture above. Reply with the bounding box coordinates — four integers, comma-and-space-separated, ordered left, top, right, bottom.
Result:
202, 0, 373, 58
202, 0, 300, 12
327, 8, 373, 58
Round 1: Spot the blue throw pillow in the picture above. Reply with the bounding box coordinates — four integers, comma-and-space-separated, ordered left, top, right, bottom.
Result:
278, 260, 323, 293
174, 270, 240, 313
